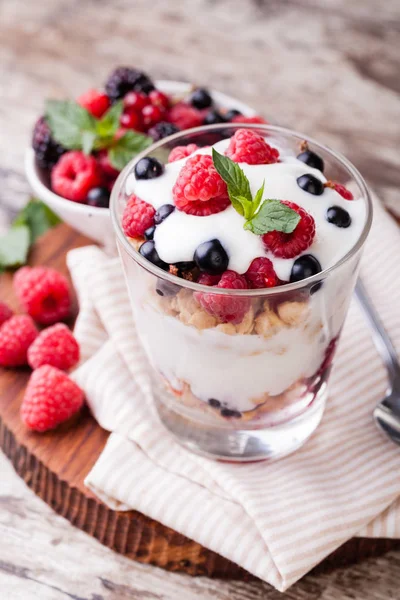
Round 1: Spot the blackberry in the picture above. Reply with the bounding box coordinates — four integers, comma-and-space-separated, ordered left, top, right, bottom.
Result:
148, 121, 180, 142
105, 67, 155, 102
32, 117, 66, 170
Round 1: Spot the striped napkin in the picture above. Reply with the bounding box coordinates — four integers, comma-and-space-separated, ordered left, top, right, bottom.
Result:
67, 196, 400, 592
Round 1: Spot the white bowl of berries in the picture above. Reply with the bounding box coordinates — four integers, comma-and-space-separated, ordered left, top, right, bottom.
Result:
25, 68, 263, 248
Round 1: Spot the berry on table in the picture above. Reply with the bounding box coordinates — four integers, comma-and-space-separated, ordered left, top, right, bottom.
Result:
28, 323, 80, 371
149, 89, 170, 110
326, 206, 352, 228
0, 315, 38, 367
123, 91, 149, 111
203, 110, 225, 125
154, 204, 175, 224
262, 201, 315, 259
139, 240, 168, 270
194, 239, 229, 274
134, 157, 165, 180
173, 154, 230, 216
166, 102, 203, 130
0, 302, 13, 327
105, 67, 154, 102
225, 128, 279, 165
141, 104, 164, 129
87, 186, 110, 208
21, 365, 84, 432
189, 88, 213, 110
122, 194, 156, 237
77, 89, 110, 118
245, 257, 278, 288
51, 151, 103, 202
195, 270, 250, 324
168, 143, 199, 163
120, 110, 143, 131
325, 181, 354, 200
32, 117, 66, 169
14, 266, 71, 326
148, 121, 180, 141
290, 254, 322, 283
297, 174, 324, 196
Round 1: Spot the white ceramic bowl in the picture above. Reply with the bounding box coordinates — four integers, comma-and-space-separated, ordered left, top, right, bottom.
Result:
25, 80, 256, 247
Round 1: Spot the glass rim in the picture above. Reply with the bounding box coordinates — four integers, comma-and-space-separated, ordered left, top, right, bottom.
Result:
110, 123, 373, 297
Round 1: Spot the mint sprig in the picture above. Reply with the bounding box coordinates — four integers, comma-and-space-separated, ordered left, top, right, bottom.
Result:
212, 149, 300, 235
109, 130, 153, 171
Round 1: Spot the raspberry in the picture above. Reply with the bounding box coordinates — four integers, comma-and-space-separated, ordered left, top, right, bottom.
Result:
122, 194, 156, 237
32, 117, 66, 169
21, 365, 84, 432
197, 273, 221, 286
262, 201, 315, 259
168, 143, 199, 163
166, 102, 203, 130
28, 324, 80, 371
77, 89, 110, 118
0, 315, 38, 367
231, 115, 267, 125
225, 128, 279, 165
96, 149, 120, 178
325, 181, 354, 200
14, 266, 71, 326
245, 257, 278, 289
173, 154, 230, 216
51, 151, 103, 202
195, 270, 250, 324
149, 121, 180, 142
105, 67, 155, 102
0, 302, 13, 327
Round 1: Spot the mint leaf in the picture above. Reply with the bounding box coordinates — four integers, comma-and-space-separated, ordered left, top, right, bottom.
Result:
81, 130, 97, 155
0, 225, 30, 268
13, 199, 61, 243
229, 195, 253, 217
109, 130, 153, 171
95, 101, 123, 138
244, 200, 300, 235
212, 149, 253, 217
253, 180, 265, 213
45, 100, 97, 150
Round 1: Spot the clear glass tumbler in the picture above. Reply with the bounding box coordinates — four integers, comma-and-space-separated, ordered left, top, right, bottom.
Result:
110, 124, 372, 461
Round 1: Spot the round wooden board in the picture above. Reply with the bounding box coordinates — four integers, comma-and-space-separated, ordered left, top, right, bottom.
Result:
0, 223, 399, 579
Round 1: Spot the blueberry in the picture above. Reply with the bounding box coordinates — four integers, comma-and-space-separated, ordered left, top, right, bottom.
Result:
154, 204, 175, 224
290, 255, 322, 283
190, 87, 213, 110
194, 239, 229, 275
297, 150, 324, 173
203, 110, 226, 125
175, 261, 196, 272
221, 408, 242, 418
134, 157, 164, 180
144, 225, 155, 240
87, 187, 110, 208
326, 206, 351, 228
139, 240, 168, 270
208, 398, 221, 408
297, 174, 324, 196
156, 279, 180, 297
225, 108, 242, 121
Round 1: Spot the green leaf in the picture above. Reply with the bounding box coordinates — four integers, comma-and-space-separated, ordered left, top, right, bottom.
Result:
95, 101, 123, 138
13, 199, 61, 243
45, 100, 97, 150
253, 180, 265, 213
108, 130, 153, 171
244, 199, 301, 235
212, 149, 252, 210
229, 195, 252, 217
0, 225, 30, 269
81, 130, 97, 155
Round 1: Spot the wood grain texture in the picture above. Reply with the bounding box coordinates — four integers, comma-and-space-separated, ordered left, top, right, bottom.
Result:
1, 0, 400, 597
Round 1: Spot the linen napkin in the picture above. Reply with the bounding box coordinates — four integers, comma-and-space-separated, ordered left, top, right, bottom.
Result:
67, 196, 400, 592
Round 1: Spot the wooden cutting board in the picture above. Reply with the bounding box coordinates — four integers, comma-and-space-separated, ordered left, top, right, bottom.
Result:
0, 223, 398, 579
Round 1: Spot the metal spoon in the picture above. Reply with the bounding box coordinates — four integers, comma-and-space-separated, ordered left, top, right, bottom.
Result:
355, 278, 400, 444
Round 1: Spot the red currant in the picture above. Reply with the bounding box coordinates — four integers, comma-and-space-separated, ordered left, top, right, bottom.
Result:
141, 105, 164, 128
120, 110, 143, 130
149, 89, 170, 110
123, 91, 149, 111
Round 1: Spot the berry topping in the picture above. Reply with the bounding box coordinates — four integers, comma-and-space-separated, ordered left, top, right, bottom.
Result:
194, 239, 229, 275
148, 121, 180, 142
139, 240, 168, 270
134, 157, 164, 180
120, 110, 143, 131
148, 90, 170, 110
262, 201, 315, 259
231, 115, 267, 124
168, 143, 199, 163
173, 154, 230, 216
0, 302, 13, 327
190, 88, 213, 110
28, 323, 80, 371
290, 254, 322, 283
141, 104, 164, 129
77, 89, 110, 118
51, 151, 103, 202
225, 128, 279, 165
166, 102, 203, 130
0, 315, 38, 367
245, 257, 278, 289
325, 181, 354, 200
105, 67, 154, 102
21, 365, 84, 432
154, 204, 175, 224
208, 398, 221, 408
174, 261, 196, 272
122, 194, 156, 237
297, 149, 324, 172
326, 206, 352, 228
221, 408, 242, 418
203, 110, 225, 125
96, 149, 120, 178
198, 273, 222, 286
195, 270, 250, 324
296, 174, 324, 196
14, 266, 71, 326
32, 117, 66, 170
224, 109, 242, 121
144, 225, 156, 240
123, 91, 149, 111
87, 186, 110, 208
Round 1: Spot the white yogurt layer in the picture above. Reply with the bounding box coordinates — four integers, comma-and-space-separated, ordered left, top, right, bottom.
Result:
126, 138, 366, 281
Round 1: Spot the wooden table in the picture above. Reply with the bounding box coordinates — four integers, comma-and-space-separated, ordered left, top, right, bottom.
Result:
1, 1, 400, 598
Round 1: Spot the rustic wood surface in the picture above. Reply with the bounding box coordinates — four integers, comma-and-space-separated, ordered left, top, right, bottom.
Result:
1, 0, 400, 597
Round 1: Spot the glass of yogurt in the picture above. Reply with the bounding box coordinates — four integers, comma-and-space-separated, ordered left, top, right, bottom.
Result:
110, 124, 372, 461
